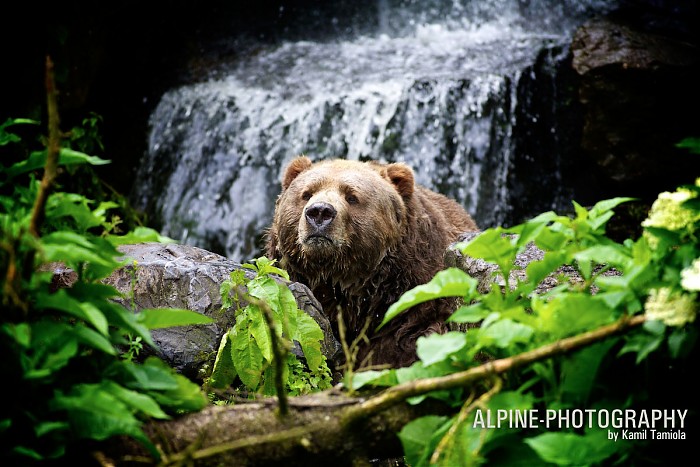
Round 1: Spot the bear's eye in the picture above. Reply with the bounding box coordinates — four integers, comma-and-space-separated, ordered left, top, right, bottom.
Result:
301, 191, 312, 201
345, 193, 359, 205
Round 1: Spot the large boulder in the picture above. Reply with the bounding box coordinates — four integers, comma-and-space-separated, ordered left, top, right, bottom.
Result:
569, 15, 699, 201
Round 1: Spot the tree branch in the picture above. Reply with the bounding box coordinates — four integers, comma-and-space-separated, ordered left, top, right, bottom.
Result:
29, 56, 61, 237
107, 314, 646, 465
340, 314, 646, 426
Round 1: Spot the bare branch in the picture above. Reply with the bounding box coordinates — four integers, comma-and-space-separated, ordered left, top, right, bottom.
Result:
29, 56, 61, 237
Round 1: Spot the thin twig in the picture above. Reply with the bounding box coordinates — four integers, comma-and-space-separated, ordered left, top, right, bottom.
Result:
430, 378, 502, 465
29, 56, 61, 237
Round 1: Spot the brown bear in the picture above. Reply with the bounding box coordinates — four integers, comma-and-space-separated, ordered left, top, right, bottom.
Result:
266, 156, 478, 369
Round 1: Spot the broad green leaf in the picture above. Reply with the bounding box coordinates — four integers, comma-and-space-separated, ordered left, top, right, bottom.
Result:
6, 148, 110, 177
248, 304, 273, 362
209, 331, 238, 389
137, 308, 214, 329
524, 250, 568, 290
46, 193, 104, 230
379, 268, 476, 329
508, 212, 557, 246
533, 227, 569, 252
534, 295, 614, 338
231, 322, 264, 390
69, 325, 117, 356
618, 322, 665, 364
133, 358, 207, 413
50, 384, 146, 441
572, 200, 589, 220
100, 301, 156, 349
398, 415, 450, 467
348, 369, 397, 390
279, 286, 299, 340
25, 322, 79, 379
589, 197, 636, 220
107, 226, 174, 246
103, 381, 169, 419
573, 245, 633, 272
35, 290, 109, 335
479, 318, 534, 349
460, 229, 518, 280
416, 332, 467, 366
248, 276, 281, 315
395, 361, 457, 404
447, 302, 490, 323
560, 340, 617, 404
295, 310, 325, 372
525, 429, 619, 466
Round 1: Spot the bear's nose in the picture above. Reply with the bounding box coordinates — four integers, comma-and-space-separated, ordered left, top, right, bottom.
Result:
305, 202, 337, 230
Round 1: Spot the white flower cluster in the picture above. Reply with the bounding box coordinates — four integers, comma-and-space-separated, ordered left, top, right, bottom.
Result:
641, 178, 699, 326
645, 287, 696, 327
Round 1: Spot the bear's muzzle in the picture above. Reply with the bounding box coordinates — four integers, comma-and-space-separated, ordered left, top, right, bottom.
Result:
305, 202, 337, 237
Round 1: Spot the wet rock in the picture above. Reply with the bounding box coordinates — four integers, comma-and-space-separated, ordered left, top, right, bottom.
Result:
570, 16, 700, 200
444, 231, 621, 295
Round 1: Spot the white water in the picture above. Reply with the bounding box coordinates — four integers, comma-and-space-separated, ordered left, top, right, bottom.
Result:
133, 0, 617, 261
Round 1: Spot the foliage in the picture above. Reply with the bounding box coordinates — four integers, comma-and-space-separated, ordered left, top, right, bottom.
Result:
361, 179, 699, 466
0, 117, 213, 464
210, 257, 332, 397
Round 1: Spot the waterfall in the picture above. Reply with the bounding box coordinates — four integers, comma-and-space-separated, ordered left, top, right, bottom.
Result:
132, 0, 618, 262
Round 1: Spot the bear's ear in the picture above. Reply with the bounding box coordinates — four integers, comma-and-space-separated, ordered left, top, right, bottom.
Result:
385, 163, 415, 198
281, 156, 313, 190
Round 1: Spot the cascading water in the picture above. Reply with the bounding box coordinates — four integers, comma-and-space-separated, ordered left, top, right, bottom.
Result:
133, 0, 618, 262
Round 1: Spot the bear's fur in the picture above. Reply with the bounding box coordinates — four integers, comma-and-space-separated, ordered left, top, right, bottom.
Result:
266, 156, 478, 368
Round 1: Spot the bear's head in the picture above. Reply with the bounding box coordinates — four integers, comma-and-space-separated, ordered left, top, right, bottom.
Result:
269, 156, 415, 285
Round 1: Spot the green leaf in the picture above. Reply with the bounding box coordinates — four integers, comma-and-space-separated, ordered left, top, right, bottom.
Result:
590, 198, 636, 218
460, 229, 518, 279
231, 322, 264, 390
100, 301, 156, 349
348, 369, 398, 390
25, 322, 79, 379
533, 227, 569, 252
35, 289, 109, 335
398, 415, 450, 467
103, 381, 169, 419
248, 304, 273, 362
618, 322, 665, 364
416, 332, 467, 366
573, 245, 633, 272
447, 302, 490, 323
524, 250, 569, 289
534, 295, 614, 338
479, 318, 534, 349
295, 310, 325, 372
131, 358, 207, 413
209, 331, 238, 389
6, 148, 110, 178
560, 340, 618, 404
107, 226, 175, 246
676, 137, 700, 154
137, 308, 214, 329
69, 325, 118, 356
50, 383, 147, 441
525, 429, 619, 466
379, 268, 477, 329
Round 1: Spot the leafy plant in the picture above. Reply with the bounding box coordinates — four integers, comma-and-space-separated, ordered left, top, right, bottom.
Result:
210, 256, 332, 398
1, 62, 214, 464
357, 180, 699, 466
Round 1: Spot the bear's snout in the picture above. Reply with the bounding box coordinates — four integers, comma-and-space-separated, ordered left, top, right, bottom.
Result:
305, 202, 337, 233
